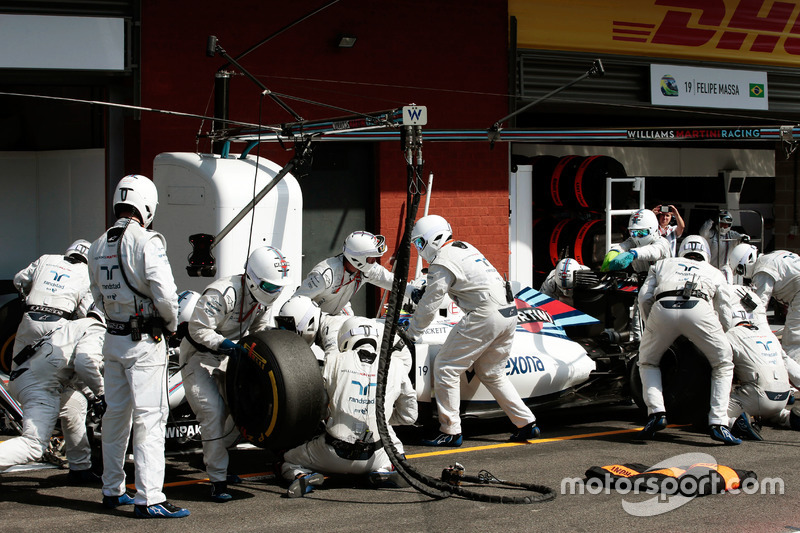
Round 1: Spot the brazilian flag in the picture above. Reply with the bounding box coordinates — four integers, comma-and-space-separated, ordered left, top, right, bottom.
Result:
749, 84, 765, 98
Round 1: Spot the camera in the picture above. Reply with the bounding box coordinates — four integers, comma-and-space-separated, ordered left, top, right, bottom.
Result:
660, 205, 670, 213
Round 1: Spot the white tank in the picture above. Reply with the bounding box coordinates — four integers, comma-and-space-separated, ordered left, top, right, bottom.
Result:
153, 153, 302, 308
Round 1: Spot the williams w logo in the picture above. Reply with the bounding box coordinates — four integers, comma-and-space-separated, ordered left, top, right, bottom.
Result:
100, 265, 119, 280
50, 271, 70, 282
678, 263, 699, 271
406, 108, 423, 121
755, 340, 773, 351
351, 380, 376, 396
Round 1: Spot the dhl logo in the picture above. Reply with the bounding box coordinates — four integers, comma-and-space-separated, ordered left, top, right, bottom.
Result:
614, 0, 800, 56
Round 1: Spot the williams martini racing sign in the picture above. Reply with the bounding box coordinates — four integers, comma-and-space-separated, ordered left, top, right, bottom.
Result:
650, 64, 767, 111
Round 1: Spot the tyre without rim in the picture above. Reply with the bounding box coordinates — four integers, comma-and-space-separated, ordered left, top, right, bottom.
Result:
629, 337, 712, 425
225, 329, 325, 452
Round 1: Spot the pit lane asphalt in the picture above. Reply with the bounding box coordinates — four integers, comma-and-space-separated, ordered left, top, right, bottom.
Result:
2, 403, 799, 533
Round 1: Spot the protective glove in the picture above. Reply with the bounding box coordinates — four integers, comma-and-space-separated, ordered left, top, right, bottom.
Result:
410, 286, 426, 304
600, 250, 619, 272
91, 395, 107, 420
741, 234, 750, 243
608, 250, 637, 271
398, 317, 410, 331
219, 338, 247, 358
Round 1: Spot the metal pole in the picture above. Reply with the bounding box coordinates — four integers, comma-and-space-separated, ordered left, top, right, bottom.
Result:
212, 71, 231, 155
415, 172, 434, 278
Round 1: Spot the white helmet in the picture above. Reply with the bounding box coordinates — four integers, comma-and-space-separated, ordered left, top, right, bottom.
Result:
113, 174, 159, 228
628, 209, 659, 247
342, 231, 387, 272
337, 316, 380, 352
245, 246, 292, 306
554, 258, 581, 297
411, 214, 453, 263
718, 210, 734, 236
177, 290, 200, 325
678, 235, 710, 262
276, 295, 322, 345
728, 243, 758, 279
65, 239, 91, 263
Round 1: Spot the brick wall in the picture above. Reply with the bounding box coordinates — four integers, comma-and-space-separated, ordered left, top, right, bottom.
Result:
377, 141, 510, 278
139, 0, 511, 277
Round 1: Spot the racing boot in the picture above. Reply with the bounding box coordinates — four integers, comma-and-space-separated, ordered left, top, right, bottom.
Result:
211, 481, 233, 502
419, 433, 463, 447
640, 412, 667, 439
731, 413, 763, 441
286, 472, 324, 498
67, 468, 101, 485
134, 501, 191, 518
709, 424, 742, 445
509, 422, 541, 442
368, 470, 409, 489
102, 492, 135, 509
790, 409, 800, 431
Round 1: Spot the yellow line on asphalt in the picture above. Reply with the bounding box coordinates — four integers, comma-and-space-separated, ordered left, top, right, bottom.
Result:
406, 424, 689, 459
135, 472, 272, 490
150, 424, 688, 488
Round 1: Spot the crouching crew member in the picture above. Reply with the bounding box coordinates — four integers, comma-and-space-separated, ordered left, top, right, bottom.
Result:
280, 317, 417, 497
0, 309, 105, 483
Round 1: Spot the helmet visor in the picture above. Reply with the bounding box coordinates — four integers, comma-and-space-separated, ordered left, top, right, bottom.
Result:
274, 315, 297, 332
375, 235, 387, 255
630, 229, 650, 239
259, 280, 282, 294
413, 237, 425, 251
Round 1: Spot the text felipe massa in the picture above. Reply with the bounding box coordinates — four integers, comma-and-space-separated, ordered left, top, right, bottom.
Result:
691, 81, 741, 96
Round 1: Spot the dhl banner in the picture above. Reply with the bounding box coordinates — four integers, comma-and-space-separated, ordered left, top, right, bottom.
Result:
509, 0, 800, 68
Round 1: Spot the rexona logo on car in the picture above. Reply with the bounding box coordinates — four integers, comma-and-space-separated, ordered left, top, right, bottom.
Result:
506, 355, 547, 375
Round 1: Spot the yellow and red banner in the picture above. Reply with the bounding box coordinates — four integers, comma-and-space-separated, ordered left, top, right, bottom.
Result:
510, 0, 800, 68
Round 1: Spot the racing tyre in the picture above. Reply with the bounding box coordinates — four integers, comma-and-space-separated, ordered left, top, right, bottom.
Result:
225, 329, 325, 452
0, 290, 23, 374
631, 337, 711, 425
660, 337, 711, 426
627, 354, 647, 413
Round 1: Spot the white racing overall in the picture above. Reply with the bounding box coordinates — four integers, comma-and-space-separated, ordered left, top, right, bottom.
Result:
752, 251, 800, 363
295, 255, 395, 316
180, 275, 271, 483
0, 317, 104, 472
13, 253, 93, 359
408, 241, 535, 435
638, 257, 732, 426
281, 334, 416, 480
88, 218, 179, 506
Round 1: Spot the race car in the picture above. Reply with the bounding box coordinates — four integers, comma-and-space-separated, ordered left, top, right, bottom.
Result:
222, 276, 647, 453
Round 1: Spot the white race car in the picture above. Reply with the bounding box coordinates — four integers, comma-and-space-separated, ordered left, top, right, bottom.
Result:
223, 277, 644, 452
